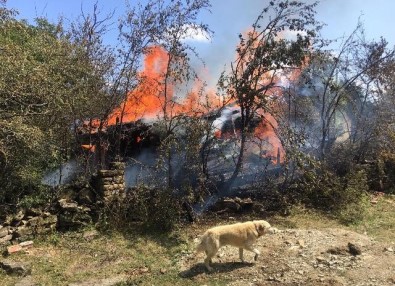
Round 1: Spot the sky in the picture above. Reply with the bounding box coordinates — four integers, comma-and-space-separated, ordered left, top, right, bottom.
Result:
5, 0, 395, 86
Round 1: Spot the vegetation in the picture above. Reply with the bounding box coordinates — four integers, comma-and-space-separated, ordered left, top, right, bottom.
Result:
1, 0, 395, 229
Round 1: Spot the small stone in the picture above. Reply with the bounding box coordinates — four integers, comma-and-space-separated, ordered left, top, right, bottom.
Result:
160, 268, 167, 274
297, 239, 305, 248
0, 234, 13, 244
316, 256, 326, 262
348, 242, 362, 256
20, 241, 34, 248
83, 230, 99, 241
7, 244, 23, 254
384, 247, 394, 252
0, 226, 10, 238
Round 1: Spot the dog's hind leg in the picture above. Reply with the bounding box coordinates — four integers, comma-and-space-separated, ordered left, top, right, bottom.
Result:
205, 250, 213, 264
204, 237, 219, 272
239, 248, 244, 262
204, 251, 215, 272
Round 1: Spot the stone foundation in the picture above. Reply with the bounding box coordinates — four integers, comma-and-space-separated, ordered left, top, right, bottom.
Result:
97, 161, 126, 201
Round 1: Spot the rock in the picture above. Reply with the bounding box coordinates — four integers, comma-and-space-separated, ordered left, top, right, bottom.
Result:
20, 240, 34, 248
26, 217, 40, 227
57, 198, 92, 231
0, 260, 31, 276
98, 169, 124, 177
77, 188, 95, 205
83, 230, 99, 241
327, 246, 348, 255
57, 211, 92, 231
0, 234, 13, 244
58, 199, 79, 211
24, 208, 42, 217
109, 161, 126, 170
210, 197, 256, 213
297, 239, 305, 248
0, 225, 10, 238
348, 242, 362, 256
384, 247, 394, 252
7, 244, 23, 254
39, 214, 57, 229
14, 226, 34, 240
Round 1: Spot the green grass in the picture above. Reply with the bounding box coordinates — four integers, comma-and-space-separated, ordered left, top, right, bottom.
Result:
351, 194, 395, 243
272, 194, 395, 243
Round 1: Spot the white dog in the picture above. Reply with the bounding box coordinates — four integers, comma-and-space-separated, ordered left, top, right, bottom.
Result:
196, 220, 271, 271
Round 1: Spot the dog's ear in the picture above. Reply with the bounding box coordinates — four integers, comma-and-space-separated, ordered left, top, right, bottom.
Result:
256, 222, 266, 235
256, 221, 271, 235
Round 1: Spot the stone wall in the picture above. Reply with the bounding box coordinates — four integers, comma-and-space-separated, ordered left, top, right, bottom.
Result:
97, 161, 126, 201
0, 209, 57, 246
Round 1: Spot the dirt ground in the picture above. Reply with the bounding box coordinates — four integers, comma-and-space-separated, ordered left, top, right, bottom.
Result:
179, 226, 395, 286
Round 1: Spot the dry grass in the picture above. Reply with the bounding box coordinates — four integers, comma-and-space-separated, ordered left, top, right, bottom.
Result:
1, 195, 394, 285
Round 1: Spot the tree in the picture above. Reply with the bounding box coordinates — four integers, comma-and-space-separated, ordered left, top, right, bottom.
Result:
293, 22, 394, 159
218, 0, 321, 189
0, 5, 113, 203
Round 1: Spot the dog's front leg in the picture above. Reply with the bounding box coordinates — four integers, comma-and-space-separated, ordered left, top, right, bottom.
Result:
244, 245, 260, 261
239, 248, 244, 262
253, 248, 260, 261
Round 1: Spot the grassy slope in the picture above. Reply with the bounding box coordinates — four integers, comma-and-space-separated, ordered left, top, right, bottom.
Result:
0, 195, 393, 286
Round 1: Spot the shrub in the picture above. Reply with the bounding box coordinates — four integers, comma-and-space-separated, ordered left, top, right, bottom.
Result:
293, 162, 369, 224
98, 186, 183, 232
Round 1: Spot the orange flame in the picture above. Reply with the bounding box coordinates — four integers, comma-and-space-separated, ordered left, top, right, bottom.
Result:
253, 114, 284, 164
107, 46, 172, 125
107, 46, 224, 125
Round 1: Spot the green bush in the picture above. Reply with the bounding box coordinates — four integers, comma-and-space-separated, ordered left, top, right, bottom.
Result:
379, 152, 395, 192
127, 186, 182, 232
294, 163, 369, 224
18, 184, 54, 210
98, 186, 182, 232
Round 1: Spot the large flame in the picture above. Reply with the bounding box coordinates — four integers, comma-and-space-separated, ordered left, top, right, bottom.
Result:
107, 46, 171, 125
102, 41, 307, 164
107, 46, 223, 125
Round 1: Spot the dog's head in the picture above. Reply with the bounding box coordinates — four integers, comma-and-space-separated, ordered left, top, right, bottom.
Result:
253, 220, 271, 236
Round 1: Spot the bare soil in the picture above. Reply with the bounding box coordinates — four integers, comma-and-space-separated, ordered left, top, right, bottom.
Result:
179, 226, 395, 286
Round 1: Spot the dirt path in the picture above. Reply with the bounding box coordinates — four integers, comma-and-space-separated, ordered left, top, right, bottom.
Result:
179, 227, 395, 285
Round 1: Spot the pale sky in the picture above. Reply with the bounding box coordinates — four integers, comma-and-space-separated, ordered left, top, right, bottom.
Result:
5, 0, 395, 85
